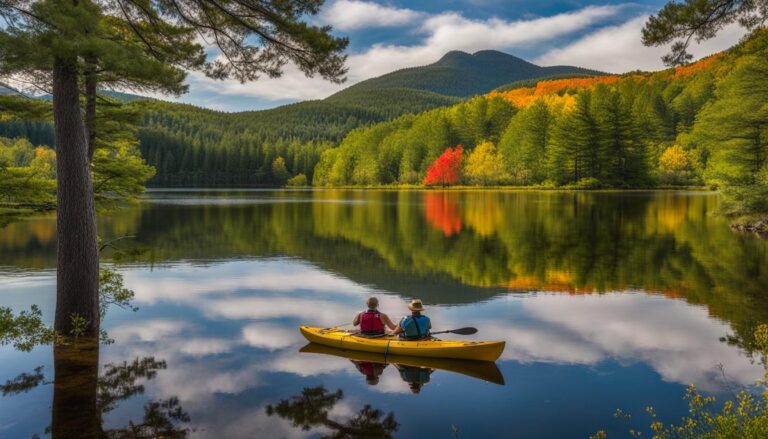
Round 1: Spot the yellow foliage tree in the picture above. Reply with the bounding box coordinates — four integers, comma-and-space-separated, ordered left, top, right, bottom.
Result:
272, 156, 289, 185
659, 144, 697, 185
464, 142, 506, 185
30, 147, 56, 180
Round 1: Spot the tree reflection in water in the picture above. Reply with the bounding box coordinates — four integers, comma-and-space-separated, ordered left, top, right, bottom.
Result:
266, 386, 399, 438
1, 338, 191, 438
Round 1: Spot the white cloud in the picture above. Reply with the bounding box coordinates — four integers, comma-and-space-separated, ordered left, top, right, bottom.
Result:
177, 4, 625, 105
535, 15, 747, 73
320, 0, 422, 30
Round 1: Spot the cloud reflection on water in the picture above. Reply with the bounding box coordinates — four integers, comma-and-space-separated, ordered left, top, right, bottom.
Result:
114, 258, 762, 395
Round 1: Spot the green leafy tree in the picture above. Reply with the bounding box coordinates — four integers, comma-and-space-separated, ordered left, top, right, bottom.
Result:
0, 137, 55, 208
287, 173, 308, 187
0, 0, 348, 336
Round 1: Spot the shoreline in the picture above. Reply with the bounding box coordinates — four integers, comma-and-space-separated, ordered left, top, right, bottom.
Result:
145, 185, 714, 193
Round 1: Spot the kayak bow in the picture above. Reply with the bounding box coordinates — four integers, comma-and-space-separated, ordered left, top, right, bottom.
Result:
299, 326, 505, 362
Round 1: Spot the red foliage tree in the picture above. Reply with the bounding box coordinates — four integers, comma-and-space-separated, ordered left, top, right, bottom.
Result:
424, 146, 464, 186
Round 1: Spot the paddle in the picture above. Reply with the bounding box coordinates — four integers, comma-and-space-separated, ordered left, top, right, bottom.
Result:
429, 327, 477, 336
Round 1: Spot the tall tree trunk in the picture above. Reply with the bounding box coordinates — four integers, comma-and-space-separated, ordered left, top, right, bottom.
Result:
84, 57, 97, 162
51, 339, 100, 439
52, 56, 100, 336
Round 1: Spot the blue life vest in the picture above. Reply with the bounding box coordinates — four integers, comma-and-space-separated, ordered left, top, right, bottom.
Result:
400, 315, 430, 339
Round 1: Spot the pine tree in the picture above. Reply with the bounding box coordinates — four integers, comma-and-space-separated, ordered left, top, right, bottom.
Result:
593, 87, 648, 187
499, 100, 552, 185
547, 92, 600, 185
695, 48, 768, 217
0, 0, 348, 336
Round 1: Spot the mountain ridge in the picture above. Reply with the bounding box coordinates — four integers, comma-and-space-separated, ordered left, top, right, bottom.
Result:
329, 49, 604, 100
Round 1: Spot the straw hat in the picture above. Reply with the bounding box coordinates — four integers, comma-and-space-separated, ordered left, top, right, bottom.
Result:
407, 298, 426, 312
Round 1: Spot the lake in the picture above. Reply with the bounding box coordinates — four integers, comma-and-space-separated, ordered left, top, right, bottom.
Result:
1, 189, 768, 438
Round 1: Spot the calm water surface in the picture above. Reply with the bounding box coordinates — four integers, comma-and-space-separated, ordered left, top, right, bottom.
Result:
1, 190, 768, 438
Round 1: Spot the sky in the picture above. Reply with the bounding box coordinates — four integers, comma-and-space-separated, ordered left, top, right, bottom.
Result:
167, 0, 748, 112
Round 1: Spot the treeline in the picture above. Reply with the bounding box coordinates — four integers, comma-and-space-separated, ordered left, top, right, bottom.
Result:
0, 88, 459, 187
314, 30, 768, 224
0, 137, 56, 210
314, 96, 516, 185
139, 89, 459, 186
313, 58, 722, 187
0, 97, 155, 214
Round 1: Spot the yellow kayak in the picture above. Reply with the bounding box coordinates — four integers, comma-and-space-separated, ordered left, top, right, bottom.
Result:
299, 326, 505, 362
300, 343, 505, 385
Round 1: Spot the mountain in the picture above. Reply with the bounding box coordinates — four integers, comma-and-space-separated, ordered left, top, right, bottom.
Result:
329, 50, 603, 99
0, 49, 601, 187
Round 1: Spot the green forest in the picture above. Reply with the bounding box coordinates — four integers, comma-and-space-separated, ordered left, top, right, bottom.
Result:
0, 87, 460, 187
1, 28, 767, 228
311, 29, 768, 225
314, 32, 765, 190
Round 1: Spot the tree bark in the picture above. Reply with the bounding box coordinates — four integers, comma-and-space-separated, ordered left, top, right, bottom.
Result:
51, 339, 100, 439
52, 56, 100, 336
84, 57, 97, 162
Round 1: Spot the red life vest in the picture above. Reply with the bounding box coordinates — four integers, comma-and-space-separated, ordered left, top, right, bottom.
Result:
360, 310, 385, 334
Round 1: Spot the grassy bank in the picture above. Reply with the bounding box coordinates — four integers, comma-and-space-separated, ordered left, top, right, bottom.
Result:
305, 184, 713, 192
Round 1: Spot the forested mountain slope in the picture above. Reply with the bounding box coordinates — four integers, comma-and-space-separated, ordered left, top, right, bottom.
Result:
330, 50, 603, 99
313, 28, 768, 202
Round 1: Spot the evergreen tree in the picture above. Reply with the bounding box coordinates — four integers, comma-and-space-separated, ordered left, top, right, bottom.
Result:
499, 100, 552, 185
695, 48, 768, 216
593, 86, 648, 187
547, 92, 600, 185
643, 0, 767, 65
0, 0, 348, 336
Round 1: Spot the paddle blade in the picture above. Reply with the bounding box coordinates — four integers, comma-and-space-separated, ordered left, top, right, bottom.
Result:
448, 327, 477, 335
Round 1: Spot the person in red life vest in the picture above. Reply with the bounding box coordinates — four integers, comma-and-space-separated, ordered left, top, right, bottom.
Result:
353, 296, 397, 335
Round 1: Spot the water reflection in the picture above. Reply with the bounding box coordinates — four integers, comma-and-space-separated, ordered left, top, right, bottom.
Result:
2, 338, 190, 438
265, 386, 399, 438
300, 343, 505, 387
2, 190, 768, 437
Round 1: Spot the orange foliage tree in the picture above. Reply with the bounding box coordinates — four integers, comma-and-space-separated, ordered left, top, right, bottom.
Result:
488, 76, 623, 108
424, 146, 463, 186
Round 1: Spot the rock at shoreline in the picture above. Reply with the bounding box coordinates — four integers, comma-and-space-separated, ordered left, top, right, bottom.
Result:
731, 216, 768, 237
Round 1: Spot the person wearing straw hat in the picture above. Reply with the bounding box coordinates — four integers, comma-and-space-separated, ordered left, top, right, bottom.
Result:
393, 299, 432, 340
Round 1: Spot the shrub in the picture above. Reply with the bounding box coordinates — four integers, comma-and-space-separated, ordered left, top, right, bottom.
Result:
286, 173, 308, 187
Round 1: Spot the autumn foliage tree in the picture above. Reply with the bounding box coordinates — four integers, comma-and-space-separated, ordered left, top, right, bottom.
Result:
465, 142, 505, 185
424, 146, 463, 186
659, 144, 697, 185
